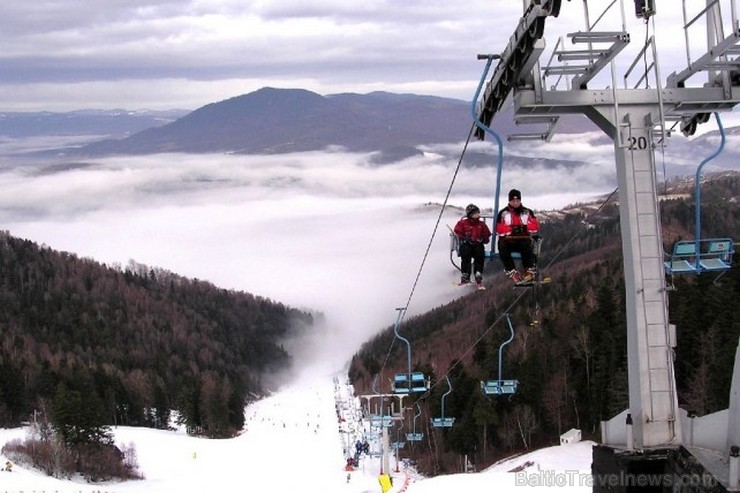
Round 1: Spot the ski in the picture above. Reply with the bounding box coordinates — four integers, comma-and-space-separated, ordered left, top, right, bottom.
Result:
452, 281, 486, 291
513, 277, 552, 288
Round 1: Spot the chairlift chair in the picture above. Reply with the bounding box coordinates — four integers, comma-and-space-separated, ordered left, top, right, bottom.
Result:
431, 375, 456, 428
664, 113, 735, 280
370, 374, 393, 429
369, 415, 393, 428
391, 441, 406, 451
448, 200, 545, 275
665, 238, 734, 275
405, 403, 424, 442
390, 308, 430, 394
448, 52, 548, 272
481, 314, 519, 396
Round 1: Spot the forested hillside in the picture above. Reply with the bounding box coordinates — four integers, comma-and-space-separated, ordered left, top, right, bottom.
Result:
348, 172, 740, 475
0, 232, 315, 437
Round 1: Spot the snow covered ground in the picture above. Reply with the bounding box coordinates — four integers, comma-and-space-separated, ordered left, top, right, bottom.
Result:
0, 366, 594, 493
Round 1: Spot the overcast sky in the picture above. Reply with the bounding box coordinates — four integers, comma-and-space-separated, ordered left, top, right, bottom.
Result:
0, 0, 733, 112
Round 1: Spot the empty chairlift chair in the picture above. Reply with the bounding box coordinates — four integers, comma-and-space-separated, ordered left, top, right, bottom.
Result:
369, 375, 393, 429
390, 308, 429, 394
405, 403, 424, 442
664, 113, 735, 280
431, 375, 456, 428
665, 238, 734, 275
481, 314, 519, 396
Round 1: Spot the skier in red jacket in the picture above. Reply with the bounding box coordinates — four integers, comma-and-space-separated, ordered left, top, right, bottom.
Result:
454, 204, 492, 287
496, 189, 540, 283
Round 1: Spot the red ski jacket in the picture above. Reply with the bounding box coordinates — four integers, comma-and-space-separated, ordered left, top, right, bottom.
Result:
495, 205, 540, 237
454, 217, 492, 244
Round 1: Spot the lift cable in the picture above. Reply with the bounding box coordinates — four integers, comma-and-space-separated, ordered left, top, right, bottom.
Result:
417, 185, 620, 398
376, 122, 478, 380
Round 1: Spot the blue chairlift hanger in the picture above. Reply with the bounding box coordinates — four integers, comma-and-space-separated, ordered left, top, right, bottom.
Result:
664, 113, 735, 277
406, 403, 424, 442
431, 375, 456, 428
392, 419, 406, 451
472, 54, 505, 262
391, 308, 430, 394
449, 55, 506, 264
481, 314, 519, 396
449, 55, 542, 268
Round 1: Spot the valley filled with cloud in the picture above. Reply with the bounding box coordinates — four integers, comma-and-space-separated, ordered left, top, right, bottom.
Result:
1, 129, 737, 370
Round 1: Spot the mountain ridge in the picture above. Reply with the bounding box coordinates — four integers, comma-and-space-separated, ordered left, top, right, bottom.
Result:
54, 87, 596, 156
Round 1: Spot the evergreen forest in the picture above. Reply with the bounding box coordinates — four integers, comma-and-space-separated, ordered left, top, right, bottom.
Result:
0, 232, 316, 438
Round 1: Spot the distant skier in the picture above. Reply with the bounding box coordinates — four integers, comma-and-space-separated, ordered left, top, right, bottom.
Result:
496, 189, 540, 283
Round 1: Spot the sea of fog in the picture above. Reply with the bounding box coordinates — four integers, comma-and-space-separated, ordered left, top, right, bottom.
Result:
0, 134, 710, 371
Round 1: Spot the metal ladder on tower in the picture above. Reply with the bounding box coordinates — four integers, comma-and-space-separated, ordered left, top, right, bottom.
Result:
512, 1, 631, 142
617, 31, 679, 435
629, 120, 678, 433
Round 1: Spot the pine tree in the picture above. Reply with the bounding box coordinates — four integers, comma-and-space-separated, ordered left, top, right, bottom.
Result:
51, 380, 112, 448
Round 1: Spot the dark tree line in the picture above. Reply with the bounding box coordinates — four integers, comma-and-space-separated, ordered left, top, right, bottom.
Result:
0, 232, 315, 437
349, 172, 739, 475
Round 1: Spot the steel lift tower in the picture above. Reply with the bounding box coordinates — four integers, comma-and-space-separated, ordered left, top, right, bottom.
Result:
475, 0, 740, 490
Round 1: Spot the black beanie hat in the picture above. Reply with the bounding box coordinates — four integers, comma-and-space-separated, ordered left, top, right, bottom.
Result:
465, 203, 480, 217
508, 189, 521, 201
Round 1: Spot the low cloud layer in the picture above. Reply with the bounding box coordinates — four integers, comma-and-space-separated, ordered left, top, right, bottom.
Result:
2, 128, 737, 371
0, 142, 615, 369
